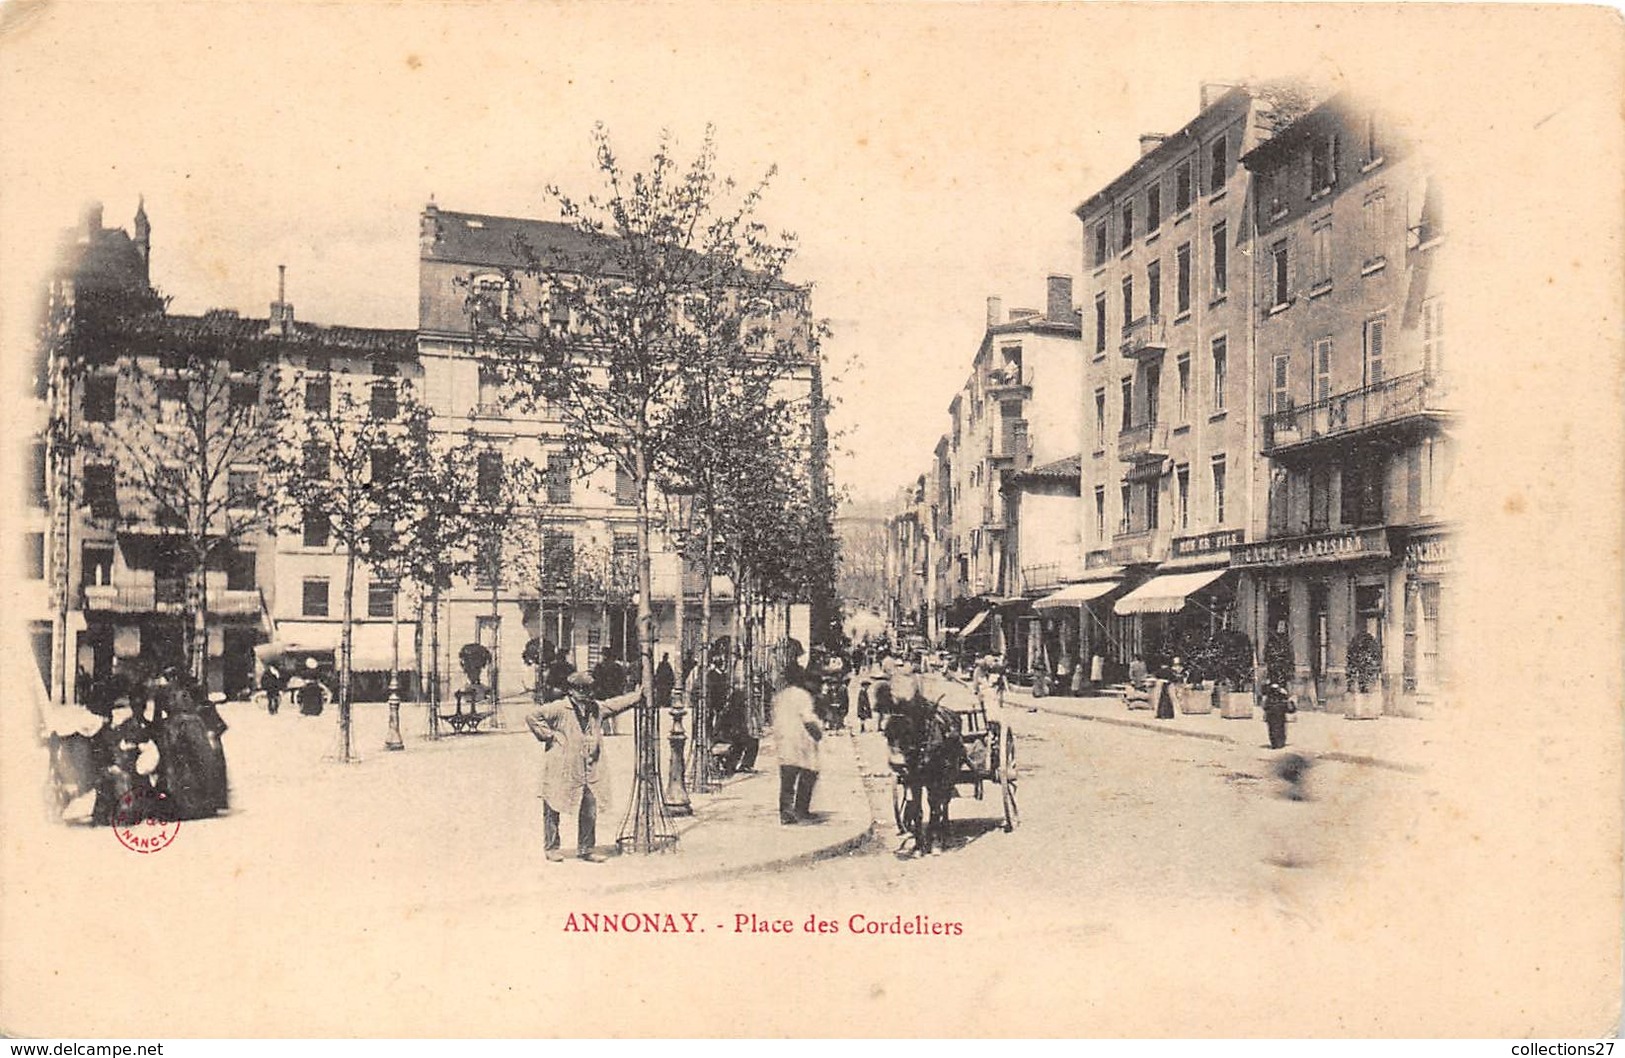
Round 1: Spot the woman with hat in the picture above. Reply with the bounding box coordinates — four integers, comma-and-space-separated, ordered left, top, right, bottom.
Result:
525, 671, 642, 863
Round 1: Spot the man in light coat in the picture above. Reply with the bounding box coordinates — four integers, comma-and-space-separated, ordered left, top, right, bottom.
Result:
526, 671, 642, 863
772, 645, 823, 825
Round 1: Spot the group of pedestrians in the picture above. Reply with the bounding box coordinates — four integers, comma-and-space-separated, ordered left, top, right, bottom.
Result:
47, 662, 231, 826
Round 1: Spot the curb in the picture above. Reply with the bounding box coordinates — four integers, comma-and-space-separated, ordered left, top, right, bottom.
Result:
1007, 690, 1425, 775
601, 730, 878, 894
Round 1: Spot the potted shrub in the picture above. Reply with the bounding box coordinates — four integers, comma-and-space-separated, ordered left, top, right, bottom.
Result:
1345, 632, 1384, 719
1264, 632, 1296, 715
1212, 629, 1255, 719
1172, 627, 1212, 714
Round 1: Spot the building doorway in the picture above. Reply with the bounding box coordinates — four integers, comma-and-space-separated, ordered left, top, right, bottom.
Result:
1308, 582, 1330, 700
222, 626, 258, 698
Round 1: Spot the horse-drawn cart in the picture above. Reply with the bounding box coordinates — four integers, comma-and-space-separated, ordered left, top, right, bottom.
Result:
889, 669, 1019, 841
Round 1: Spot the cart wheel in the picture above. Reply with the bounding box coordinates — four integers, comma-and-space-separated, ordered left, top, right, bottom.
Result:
999, 726, 1019, 832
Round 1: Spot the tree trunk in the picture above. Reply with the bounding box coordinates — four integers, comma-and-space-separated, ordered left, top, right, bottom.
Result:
428, 586, 441, 740
190, 554, 209, 687
339, 546, 357, 762
633, 446, 656, 709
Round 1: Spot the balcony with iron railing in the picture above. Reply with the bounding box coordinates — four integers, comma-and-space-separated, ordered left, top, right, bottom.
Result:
1263, 370, 1451, 457
1120, 315, 1168, 360
985, 363, 1031, 397
82, 579, 263, 615
1117, 419, 1170, 463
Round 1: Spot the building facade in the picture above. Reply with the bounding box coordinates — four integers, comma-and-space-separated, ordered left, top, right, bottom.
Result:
416, 203, 820, 703
1072, 85, 1285, 677
939, 278, 1083, 652
31, 202, 421, 702
1236, 94, 1451, 715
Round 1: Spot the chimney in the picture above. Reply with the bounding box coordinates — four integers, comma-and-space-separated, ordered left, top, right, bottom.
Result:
269, 264, 294, 335
1139, 133, 1167, 156
1046, 275, 1075, 322
1201, 82, 1241, 110
420, 200, 442, 256
80, 201, 104, 242
986, 296, 1002, 329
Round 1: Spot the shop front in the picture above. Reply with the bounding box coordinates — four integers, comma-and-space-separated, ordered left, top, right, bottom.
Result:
1112, 562, 1237, 670
1233, 526, 1409, 715
1031, 570, 1124, 692
1395, 526, 1452, 716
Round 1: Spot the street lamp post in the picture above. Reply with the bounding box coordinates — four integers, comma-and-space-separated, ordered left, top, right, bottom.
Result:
661, 490, 694, 815
384, 578, 404, 751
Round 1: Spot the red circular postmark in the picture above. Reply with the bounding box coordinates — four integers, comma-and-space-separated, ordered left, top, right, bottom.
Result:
112, 789, 181, 854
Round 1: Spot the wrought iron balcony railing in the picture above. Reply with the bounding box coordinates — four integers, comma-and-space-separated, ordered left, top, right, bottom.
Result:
1264, 370, 1448, 454
1120, 315, 1169, 360
1117, 420, 1169, 462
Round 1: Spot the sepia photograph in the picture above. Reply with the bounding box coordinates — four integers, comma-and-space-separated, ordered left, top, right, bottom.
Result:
0, 0, 1619, 1043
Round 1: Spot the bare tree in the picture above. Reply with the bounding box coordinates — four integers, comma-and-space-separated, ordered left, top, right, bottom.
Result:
81, 312, 277, 685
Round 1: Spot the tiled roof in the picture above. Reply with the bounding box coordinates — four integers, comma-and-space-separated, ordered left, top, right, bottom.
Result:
421, 207, 603, 269
422, 204, 801, 290
1030, 454, 1082, 479
164, 313, 418, 358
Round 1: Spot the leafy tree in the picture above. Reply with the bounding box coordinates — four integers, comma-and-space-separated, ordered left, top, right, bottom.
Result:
262, 367, 435, 761
476, 125, 804, 847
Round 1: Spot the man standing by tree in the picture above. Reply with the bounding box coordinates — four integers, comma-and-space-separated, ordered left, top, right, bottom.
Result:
525, 671, 642, 863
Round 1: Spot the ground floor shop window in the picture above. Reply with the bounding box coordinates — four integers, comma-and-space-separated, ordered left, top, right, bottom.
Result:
1403, 579, 1444, 693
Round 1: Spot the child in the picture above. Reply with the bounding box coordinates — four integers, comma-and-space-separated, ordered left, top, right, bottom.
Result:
856, 679, 873, 732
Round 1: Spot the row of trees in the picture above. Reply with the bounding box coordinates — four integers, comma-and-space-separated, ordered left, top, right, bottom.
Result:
43, 126, 840, 774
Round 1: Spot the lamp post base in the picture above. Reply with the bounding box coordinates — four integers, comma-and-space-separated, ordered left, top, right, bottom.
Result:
664, 735, 692, 815
385, 691, 405, 751
664, 706, 693, 815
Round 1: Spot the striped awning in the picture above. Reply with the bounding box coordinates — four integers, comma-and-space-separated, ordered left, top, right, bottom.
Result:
959, 610, 991, 637
1033, 580, 1121, 610
1113, 569, 1231, 615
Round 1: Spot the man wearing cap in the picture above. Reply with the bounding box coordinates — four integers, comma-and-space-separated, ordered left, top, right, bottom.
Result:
772, 641, 823, 824
526, 671, 642, 863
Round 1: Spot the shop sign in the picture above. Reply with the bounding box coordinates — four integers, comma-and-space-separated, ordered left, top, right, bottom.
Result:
1172, 529, 1245, 558
1405, 533, 1453, 575
1231, 527, 1391, 569
1084, 550, 1116, 570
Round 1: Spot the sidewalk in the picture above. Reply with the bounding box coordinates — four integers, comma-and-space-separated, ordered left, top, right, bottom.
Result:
175, 695, 876, 902
917, 673, 1436, 774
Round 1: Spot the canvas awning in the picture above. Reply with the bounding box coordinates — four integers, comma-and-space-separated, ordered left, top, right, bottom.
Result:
959, 610, 991, 637
1113, 569, 1230, 615
275, 621, 418, 670
1033, 580, 1121, 610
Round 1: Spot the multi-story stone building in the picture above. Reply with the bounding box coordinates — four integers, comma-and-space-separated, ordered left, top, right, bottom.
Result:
415, 203, 822, 700
1073, 85, 1284, 676
1235, 94, 1451, 715
938, 278, 1083, 653
31, 203, 420, 702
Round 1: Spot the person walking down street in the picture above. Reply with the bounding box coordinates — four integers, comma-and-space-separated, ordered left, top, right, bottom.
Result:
855, 679, 874, 733
260, 661, 283, 716
525, 672, 642, 863
1261, 674, 1293, 750
772, 646, 822, 825
295, 658, 326, 717
654, 653, 676, 712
